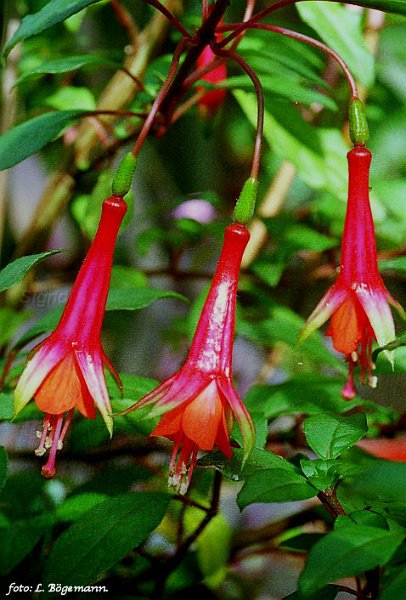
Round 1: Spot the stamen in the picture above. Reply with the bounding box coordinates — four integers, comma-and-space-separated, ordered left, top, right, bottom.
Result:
35, 414, 52, 457
167, 436, 198, 495
369, 375, 378, 389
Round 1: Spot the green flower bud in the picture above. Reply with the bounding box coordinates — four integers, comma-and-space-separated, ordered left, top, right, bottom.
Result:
233, 178, 258, 225
111, 153, 137, 196
349, 99, 369, 146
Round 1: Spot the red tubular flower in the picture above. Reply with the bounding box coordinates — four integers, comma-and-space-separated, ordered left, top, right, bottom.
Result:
124, 223, 255, 494
14, 196, 127, 478
300, 146, 404, 399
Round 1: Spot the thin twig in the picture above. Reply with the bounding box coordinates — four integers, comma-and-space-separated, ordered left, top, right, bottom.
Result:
131, 38, 189, 156
151, 470, 222, 599
214, 46, 264, 179
222, 22, 359, 99
141, 0, 192, 38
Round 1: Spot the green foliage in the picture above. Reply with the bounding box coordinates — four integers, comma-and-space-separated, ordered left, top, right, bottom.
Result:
297, 2, 375, 87
0, 111, 88, 170
299, 519, 404, 594
304, 412, 368, 459
13, 54, 123, 87
1, 0, 406, 597
0, 447, 8, 493
0, 515, 54, 576
237, 468, 316, 508
0, 251, 62, 292
3, 0, 104, 57
43, 493, 170, 587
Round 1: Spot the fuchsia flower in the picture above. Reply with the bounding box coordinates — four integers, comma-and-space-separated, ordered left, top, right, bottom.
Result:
300, 146, 404, 399
124, 223, 255, 494
15, 196, 127, 478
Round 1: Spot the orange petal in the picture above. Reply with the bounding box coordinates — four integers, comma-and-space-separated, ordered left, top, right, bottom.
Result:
35, 353, 94, 418
152, 405, 183, 438
328, 295, 365, 355
181, 380, 223, 451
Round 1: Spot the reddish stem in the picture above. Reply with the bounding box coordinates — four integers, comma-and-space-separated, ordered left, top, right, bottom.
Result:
131, 39, 189, 156
214, 47, 264, 180
222, 22, 358, 98
111, 0, 138, 46
230, 0, 257, 51
141, 0, 192, 38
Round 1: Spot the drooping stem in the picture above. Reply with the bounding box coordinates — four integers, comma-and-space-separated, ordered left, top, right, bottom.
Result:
214, 47, 264, 179
219, 0, 385, 49
221, 22, 358, 99
230, 0, 257, 51
111, 0, 139, 46
131, 39, 189, 156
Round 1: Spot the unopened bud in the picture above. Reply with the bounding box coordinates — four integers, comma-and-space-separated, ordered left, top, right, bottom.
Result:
111, 153, 137, 196
349, 99, 369, 146
233, 177, 258, 225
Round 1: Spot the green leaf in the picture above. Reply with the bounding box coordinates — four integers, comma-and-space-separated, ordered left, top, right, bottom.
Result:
105, 287, 187, 311
14, 287, 186, 348
379, 256, 406, 274
234, 90, 348, 197
284, 585, 342, 600
198, 447, 297, 482
220, 74, 337, 110
0, 515, 53, 576
244, 376, 352, 422
372, 332, 406, 363
299, 522, 404, 594
0, 111, 88, 170
0, 447, 8, 493
300, 458, 339, 492
343, 0, 406, 16
379, 565, 406, 600
0, 393, 14, 420
304, 413, 368, 459
14, 54, 122, 86
237, 468, 316, 509
3, 0, 104, 57
196, 514, 232, 589
297, 2, 375, 87
14, 307, 63, 349
0, 307, 32, 347
56, 493, 108, 522
346, 460, 406, 501
0, 251, 62, 292
43, 492, 170, 587
45, 86, 96, 111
